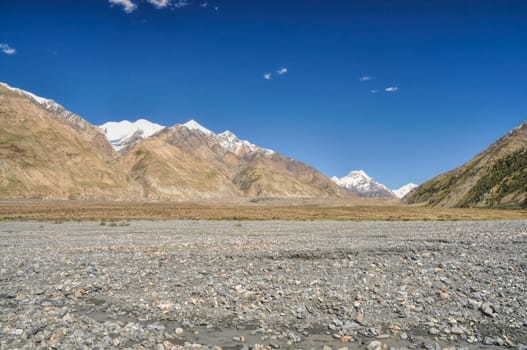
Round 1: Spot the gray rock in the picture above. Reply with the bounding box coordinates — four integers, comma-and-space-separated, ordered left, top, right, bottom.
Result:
428, 327, 440, 335
451, 326, 464, 335
483, 337, 496, 345
480, 303, 495, 317
367, 340, 383, 350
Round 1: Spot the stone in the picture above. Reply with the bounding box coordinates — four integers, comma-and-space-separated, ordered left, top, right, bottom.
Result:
451, 326, 464, 335
376, 334, 391, 339
340, 335, 352, 342
356, 309, 366, 325
367, 340, 383, 350
483, 337, 496, 345
429, 327, 440, 335
74, 288, 86, 298
480, 303, 494, 317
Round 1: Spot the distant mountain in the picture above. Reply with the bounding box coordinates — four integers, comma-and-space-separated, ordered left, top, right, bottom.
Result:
405, 121, 527, 208
393, 183, 418, 199
0, 82, 347, 200
331, 170, 394, 198
331, 170, 417, 199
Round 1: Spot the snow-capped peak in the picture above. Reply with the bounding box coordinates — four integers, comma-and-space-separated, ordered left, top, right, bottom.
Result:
99, 119, 165, 152
332, 170, 417, 198
332, 170, 392, 196
216, 130, 275, 157
392, 183, 418, 199
182, 119, 214, 135
348, 170, 371, 181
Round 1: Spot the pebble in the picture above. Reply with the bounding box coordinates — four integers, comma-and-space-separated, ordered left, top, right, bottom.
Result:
451, 326, 464, 335
483, 337, 497, 345
367, 340, 383, 350
481, 303, 495, 317
429, 327, 440, 335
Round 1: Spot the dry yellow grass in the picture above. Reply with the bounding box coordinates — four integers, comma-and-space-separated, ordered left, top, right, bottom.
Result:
0, 200, 526, 221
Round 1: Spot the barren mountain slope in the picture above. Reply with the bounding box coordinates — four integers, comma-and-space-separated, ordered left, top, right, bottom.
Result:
120, 128, 242, 200
123, 123, 347, 199
0, 84, 132, 200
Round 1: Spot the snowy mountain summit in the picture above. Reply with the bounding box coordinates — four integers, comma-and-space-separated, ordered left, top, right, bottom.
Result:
182, 119, 214, 135
331, 170, 394, 198
99, 119, 166, 152
331, 170, 417, 198
392, 183, 418, 199
214, 130, 275, 157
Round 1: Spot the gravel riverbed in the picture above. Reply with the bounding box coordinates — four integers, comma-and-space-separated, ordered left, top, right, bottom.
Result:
1, 220, 526, 350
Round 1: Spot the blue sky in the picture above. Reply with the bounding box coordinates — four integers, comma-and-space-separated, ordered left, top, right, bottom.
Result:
1, 0, 526, 188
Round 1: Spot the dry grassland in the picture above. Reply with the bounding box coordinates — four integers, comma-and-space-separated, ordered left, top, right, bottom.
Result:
0, 199, 526, 221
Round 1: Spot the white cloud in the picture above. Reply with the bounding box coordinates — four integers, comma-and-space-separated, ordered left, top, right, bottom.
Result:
109, 0, 137, 13
385, 86, 398, 92
214, 6, 219, 11
276, 67, 288, 75
147, 0, 170, 9
360, 75, 373, 81
0, 43, 16, 55
264, 73, 272, 80
370, 89, 378, 94
174, 0, 190, 8
200, 2, 208, 7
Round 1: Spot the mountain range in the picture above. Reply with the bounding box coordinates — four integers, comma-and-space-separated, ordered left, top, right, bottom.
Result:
3, 81, 524, 208
0, 82, 348, 200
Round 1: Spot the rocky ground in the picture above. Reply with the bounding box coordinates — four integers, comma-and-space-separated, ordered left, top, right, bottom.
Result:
0, 220, 526, 350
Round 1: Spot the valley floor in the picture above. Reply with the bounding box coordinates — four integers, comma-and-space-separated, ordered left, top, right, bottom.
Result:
0, 199, 526, 221
1, 220, 526, 349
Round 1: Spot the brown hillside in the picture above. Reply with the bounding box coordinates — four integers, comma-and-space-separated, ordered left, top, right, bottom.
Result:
0, 85, 132, 200
405, 121, 527, 208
